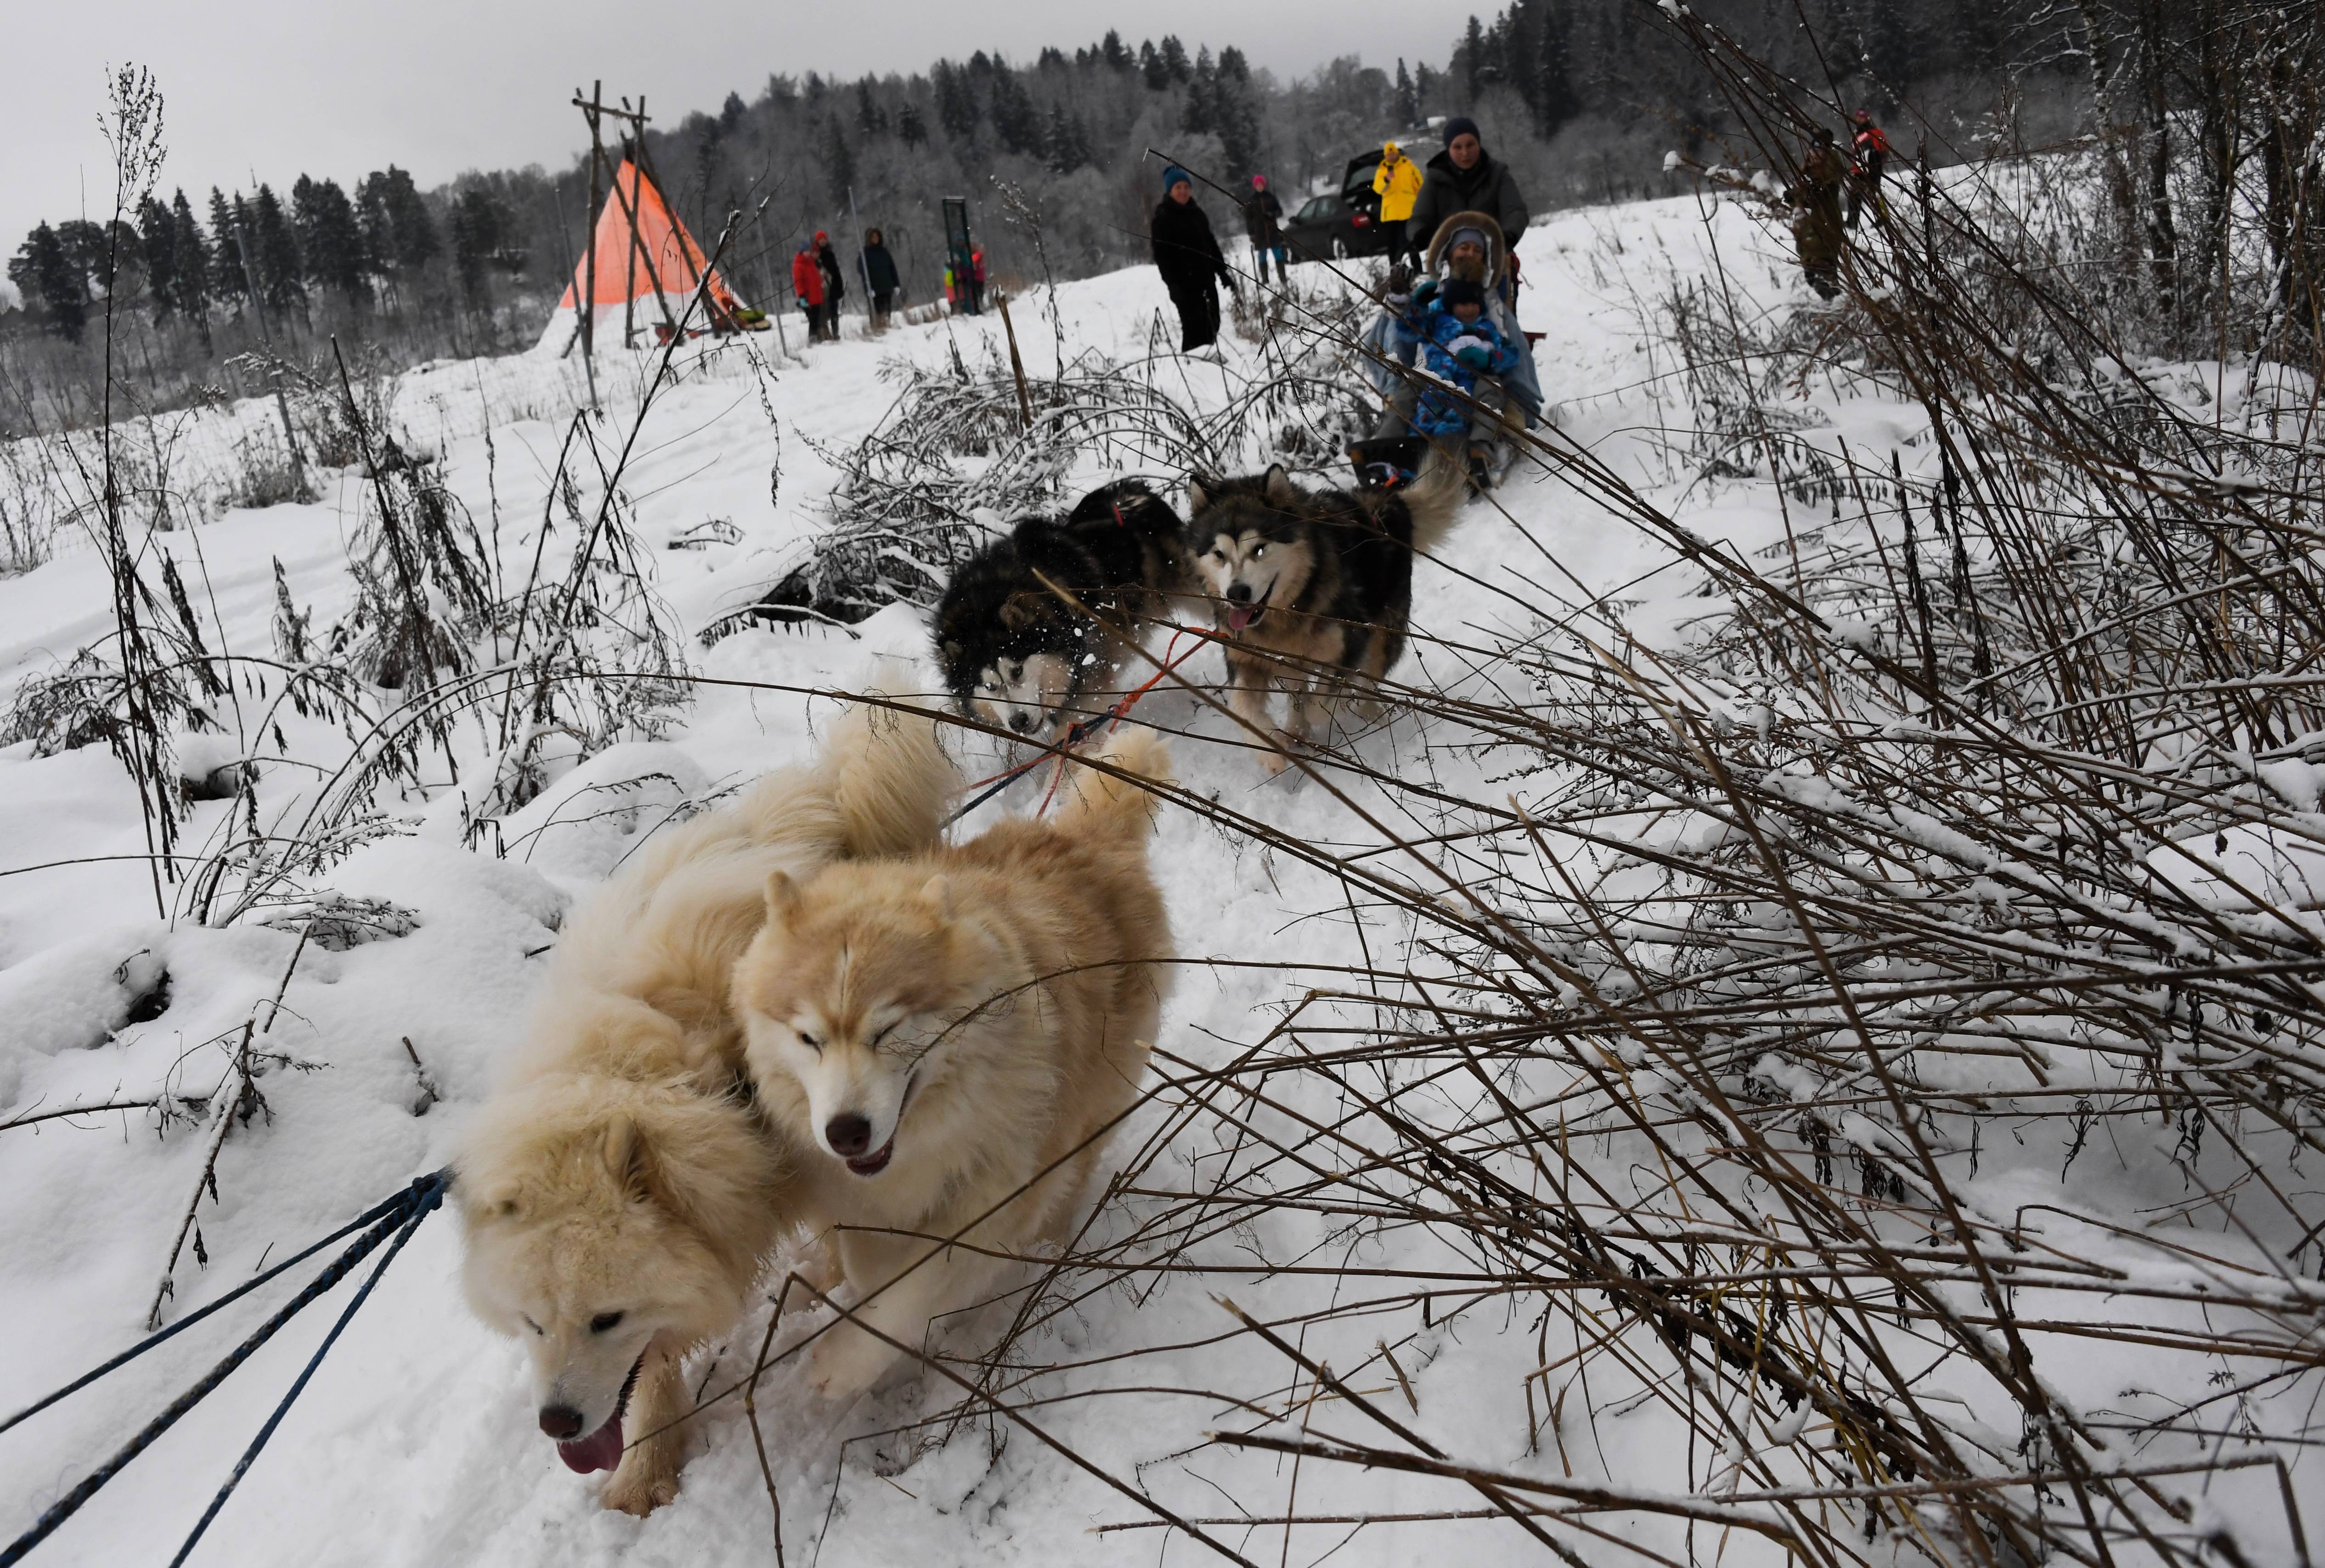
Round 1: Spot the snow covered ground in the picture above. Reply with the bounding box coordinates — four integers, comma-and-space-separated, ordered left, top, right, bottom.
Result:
0, 189, 2311, 1567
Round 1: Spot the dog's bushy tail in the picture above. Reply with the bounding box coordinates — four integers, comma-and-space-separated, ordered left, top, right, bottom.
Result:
1404, 448, 1470, 556
1057, 727, 1172, 844
823, 694, 957, 858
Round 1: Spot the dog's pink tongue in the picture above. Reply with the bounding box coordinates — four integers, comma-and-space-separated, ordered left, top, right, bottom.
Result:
1228, 605, 1255, 632
558, 1415, 624, 1474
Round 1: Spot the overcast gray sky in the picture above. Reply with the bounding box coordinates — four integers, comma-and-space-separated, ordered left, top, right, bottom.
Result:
5, 0, 1466, 287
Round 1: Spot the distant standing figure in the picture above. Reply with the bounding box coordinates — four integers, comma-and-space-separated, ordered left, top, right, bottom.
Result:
791, 243, 828, 340
815, 231, 846, 327
945, 244, 973, 314
1847, 109, 1891, 230
1373, 140, 1424, 267
1793, 128, 1849, 299
1151, 164, 1236, 351
1405, 117, 1528, 259
1244, 175, 1287, 285
970, 245, 988, 314
863, 227, 901, 327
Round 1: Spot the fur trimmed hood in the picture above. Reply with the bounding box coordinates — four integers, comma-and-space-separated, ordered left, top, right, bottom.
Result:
1422, 210, 1510, 287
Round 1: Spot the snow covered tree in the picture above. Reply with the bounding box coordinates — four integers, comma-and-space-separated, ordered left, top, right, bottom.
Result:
1414, 60, 1443, 114
1159, 36, 1192, 83
897, 103, 927, 147
168, 190, 211, 333
376, 167, 438, 274
1182, 50, 1219, 134
1101, 29, 1132, 71
1394, 58, 1419, 124
248, 184, 306, 316
6, 222, 85, 341
989, 68, 1042, 157
1044, 103, 1091, 173
168, 192, 211, 321
138, 196, 179, 319
293, 175, 367, 305
856, 78, 887, 136
1460, 14, 1489, 100
933, 61, 980, 141
1140, 41, 1169, 91
206, 189, 248, 309
820, 115, 854, 206
449, 186, 502, 308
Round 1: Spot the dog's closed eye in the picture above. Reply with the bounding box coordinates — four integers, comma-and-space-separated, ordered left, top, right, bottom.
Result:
589, 1311, 625, 1334
796, 1029, 821, 1051
523, 1315, 545, 1337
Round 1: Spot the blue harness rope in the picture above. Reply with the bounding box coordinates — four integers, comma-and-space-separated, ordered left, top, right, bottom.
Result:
943, 708, 1118, 826
0, 1168, 452, 1567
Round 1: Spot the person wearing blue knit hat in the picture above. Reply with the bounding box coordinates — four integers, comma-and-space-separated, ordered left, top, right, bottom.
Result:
1149, 164, 1237, 351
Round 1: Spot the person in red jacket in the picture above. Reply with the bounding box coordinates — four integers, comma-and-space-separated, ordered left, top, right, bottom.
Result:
791, 243, 827, 340
1846, 109, 1892, 230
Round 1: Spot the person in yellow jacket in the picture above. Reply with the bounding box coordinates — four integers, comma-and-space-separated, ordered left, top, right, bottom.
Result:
1373, 141, 1424, 266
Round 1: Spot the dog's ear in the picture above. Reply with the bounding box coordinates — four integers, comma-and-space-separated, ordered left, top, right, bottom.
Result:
999, 597, 1032, 631
604, 1110, 686, 1218
940, 638, 963, 666
603, 1112, 649, 1198
1263, 464, 1299, 507
920, 874, 953, 917
764, 871, 801, 923
1185, 471, 1213, 513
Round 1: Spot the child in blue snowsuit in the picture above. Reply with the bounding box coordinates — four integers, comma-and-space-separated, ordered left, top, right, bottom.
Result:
1392, 276, 1518, 449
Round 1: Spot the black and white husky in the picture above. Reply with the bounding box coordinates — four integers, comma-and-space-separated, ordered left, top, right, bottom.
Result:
933, 480, 1188, 736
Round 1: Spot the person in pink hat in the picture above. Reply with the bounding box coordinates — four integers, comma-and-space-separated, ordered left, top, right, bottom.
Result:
1243, 174, 1287, 285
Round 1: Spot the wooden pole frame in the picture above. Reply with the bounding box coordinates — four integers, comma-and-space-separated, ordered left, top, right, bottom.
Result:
580, 82, 601, 370
568, 88, 735, 351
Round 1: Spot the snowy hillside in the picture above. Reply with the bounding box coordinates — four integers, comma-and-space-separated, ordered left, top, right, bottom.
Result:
2, 180, 2319, 1568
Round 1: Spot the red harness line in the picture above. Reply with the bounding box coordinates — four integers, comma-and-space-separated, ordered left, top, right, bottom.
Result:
948, 624, 1209, 823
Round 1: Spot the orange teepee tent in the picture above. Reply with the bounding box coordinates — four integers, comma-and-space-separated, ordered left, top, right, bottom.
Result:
542, 160, 760, 350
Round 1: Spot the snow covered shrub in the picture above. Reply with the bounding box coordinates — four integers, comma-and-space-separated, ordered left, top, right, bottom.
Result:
472, 430, 692, 818
712, 344, 1204, 634
891, 32, 2325, 1568
0, 434, 71, 574
339, 415, 494, 695
215, 424, 307, 513
1068, 19, 2324, 1568
712, 287, 1385, 643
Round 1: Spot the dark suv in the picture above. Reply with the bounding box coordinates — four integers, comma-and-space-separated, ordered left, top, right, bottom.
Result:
1280, 152, 1397, 262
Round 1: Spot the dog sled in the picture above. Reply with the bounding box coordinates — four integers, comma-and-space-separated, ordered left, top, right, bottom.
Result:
1354, 210, 1542, 492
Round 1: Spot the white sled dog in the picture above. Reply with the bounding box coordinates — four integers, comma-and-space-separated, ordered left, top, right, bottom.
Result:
731, 728, 1174, 1404
455, 700, 954, 1515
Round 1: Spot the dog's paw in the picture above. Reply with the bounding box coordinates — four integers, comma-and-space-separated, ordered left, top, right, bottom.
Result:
808, 1327, 898, 1404
601, 1462, 680, 1517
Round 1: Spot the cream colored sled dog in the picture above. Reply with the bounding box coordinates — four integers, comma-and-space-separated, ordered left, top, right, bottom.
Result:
732, 728, 1174, 1404
455, 700, 953, 1515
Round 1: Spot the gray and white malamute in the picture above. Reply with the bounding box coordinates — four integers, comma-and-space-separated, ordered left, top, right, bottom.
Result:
932, 480, 1188, 737
1187, 455, 1464, 771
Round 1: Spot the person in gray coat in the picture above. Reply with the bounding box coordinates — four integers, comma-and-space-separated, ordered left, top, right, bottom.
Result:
1405, 117, 1528, 257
